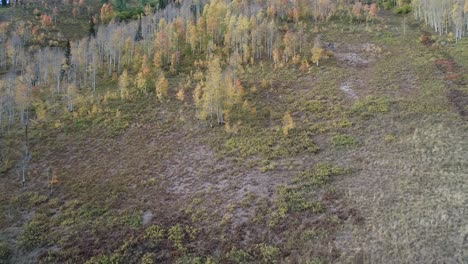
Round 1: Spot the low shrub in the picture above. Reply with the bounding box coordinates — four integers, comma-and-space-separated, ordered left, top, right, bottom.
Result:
395, 4, 412, 14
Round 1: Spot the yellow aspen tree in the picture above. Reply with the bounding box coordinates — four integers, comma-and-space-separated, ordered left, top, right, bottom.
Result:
170, 53, 178, 72
144, 4, 152, 16
273, 48, 280, 69
187, 21, 198, 54
100, 3, 115, 23
135, 72, 147, 95
141, 55, 151, 76
201, 55, 223, 126
196, 16, 207, 53
153, 51, 163, 70
282, 112, 295, 136
193, 83, 203, 118
156, 74, 168, 101
176, 89, 185, 101
49, 168, 60, 194
35, 101, 47, 121
283, 30, 296, 63
261, 79, 269, 89
119, 69, 130, 99
312, 36, 326, 67
224, 109, 232, 132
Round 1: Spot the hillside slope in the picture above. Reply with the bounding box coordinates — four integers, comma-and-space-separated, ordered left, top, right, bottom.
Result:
1, 8, 468, 264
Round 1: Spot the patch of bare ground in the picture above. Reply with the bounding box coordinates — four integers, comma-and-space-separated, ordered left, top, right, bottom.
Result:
328, 42, 382, 68
447, 89, 468, 117
340, 81, 360, 100
328, 41, 386, 100
434, 58, 468, 117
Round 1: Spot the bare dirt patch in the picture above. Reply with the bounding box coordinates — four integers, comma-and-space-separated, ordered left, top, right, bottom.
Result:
447, 89, 468, 117
340, 82, 359, 99
327, 42, 382, 67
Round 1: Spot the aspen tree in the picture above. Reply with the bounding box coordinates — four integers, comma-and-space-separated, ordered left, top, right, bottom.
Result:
282, 112, 294, 136
67, 83, 77, 112
119, 69, 130, 99
156, 74, 168, 101
201, 55, 224, 126
176, 89, 185, 101
135, 72, 147, 95
312, 35, 326, 67
193, 83, 203, 118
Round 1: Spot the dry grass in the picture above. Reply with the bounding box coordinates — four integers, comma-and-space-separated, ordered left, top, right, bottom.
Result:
336, 119, 468, 263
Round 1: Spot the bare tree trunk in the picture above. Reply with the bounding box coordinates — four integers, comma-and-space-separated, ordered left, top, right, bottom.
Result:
21, 123, 30, 190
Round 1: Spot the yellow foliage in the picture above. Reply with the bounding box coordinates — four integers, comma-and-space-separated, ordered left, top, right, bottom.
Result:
91, 104, 100, 115
193, 83, 203, 118
50, 175, 59, 185
242, 100, 251, 111
224, 109, 232, 132
282, 112, 295, 136
300, 58, 310, 73
119, 70, 130, 100
312, 46, 325, 66
136, 72, 148, 94
54, 120, 62, 129
156, 74, 169, 101
176, 89, 185, 101
144, 4, 152, 16
36, 103, 47, 121
153, 51, 163, 70
251, 107, 257, 116
292, 54, 301, 64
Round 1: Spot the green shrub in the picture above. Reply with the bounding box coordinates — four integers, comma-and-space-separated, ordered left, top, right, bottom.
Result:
276, 186, 322, 213
260, 160, 276, 172
19, 214, 49, 250
395, 4, 412, 14
351, 96, 390, 117
224, 129, 319, 160
384, 134, 396, 143
175, 255, 216, 264
305, 100, 325, 113
331, 134, 358, 148
78, 205, 107, 219
140, 253, 156, 264
85, 253, 124, 264
145, 225, 165, 244
299, 163, 348, 186
381, 1, 395, 10
125, 213, 142, 228
257, 244, 280, 263
0, 242, 11, 263
305, 259, 324, 264
226, 247, 253, 263
169, 224, 186, 251
14, 192, 48, 210
116, 7, 144, 21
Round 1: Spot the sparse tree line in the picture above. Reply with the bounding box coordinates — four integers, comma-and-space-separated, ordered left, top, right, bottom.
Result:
412, 0, 468, 40
1, 0, 466, 135
0, 0, 383, 135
